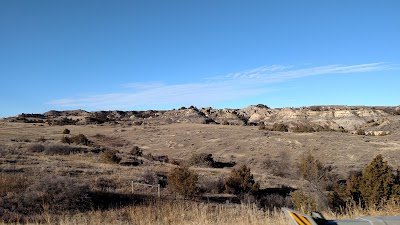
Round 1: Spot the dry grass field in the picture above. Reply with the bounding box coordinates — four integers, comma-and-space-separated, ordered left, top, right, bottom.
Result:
1, 108, 400, 224
0, 201, 400, 225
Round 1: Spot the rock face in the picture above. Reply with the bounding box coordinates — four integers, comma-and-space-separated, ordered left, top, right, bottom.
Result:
4, 105, 400, 133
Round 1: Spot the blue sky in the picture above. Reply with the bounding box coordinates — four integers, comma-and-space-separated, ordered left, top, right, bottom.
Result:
1, 1, 399, 117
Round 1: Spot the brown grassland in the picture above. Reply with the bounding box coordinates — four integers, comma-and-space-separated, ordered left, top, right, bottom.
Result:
1, 111, 400, 224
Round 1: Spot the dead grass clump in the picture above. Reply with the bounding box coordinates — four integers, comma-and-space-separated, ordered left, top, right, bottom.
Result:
24, 175, 91, 213
188, 153, 214, 167
35, 201, 288, 225
44, 144, 82, 155
0, 174, 31, 197
141, 170, 168, 187
61, 134, 92, 146
100, 150, 121, 164
93, 177, 117, 192
198, 176, 225, 194
91, 133, 128, 147
258, 194, 293, 210
291, 190, 318, 213
0, 175, 90, 222
3, 200, 400, 225
262, 152, 293, 178
27, 143, 82, 155
27, 143, 45, 153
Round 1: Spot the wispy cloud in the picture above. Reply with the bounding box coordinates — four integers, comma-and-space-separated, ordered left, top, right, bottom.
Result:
48, 62, 393, 110
219, 62, 390, 81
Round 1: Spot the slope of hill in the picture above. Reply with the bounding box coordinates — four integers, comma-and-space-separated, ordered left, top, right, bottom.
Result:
3, 105, 400, 133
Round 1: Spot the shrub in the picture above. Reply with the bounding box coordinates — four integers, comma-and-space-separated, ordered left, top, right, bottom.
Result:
188, 153, 214, 167
93, 177, 117, 192
224, 165, 259, 197
309, 106, 323, 111
221, 120, 229, 125
258, 122, 266, 130
0, 174, 31, 197
23, 176, 91, 213
61, 134, 92, 146
130, 146, 143, 156
171, 159, 182, 166
61, 136, 71, 144
143, 153, 169, 163
27, 143, 81, 155
271, 123, 288, 132
198, 176, 225, 194
71, 134, 91, 145
295, 152, 337, 210
353, 154, 398, 206
44, 144, 81, 155
296, 152, 335, 191
258, 194, 293, 210
293, 125, 315, 133
356, 129, 365, 135
141, 170, 167, 188
297, 153, 324, 183
101, 150, 121, 164
315, 125, 334, 132
168, 166, 199, 198
51, 117, 78, 125
346, 170, 363, 203
262, 152, 292, 178
291, 191, 318, 213
63, 128, 70, 134
27, 143, 45, 153
326, 190, 346, 212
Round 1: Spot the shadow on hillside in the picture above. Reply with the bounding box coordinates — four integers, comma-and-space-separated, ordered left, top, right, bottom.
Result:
257, 186, 295, 196
200, 186, 296, 208
212, 160, 236, 168
89, 192, 155, 210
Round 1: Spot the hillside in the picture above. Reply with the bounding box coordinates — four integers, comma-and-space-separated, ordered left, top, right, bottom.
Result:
1, 105, 400, 223
2, 105, 400, 178
4, 105, 400, 132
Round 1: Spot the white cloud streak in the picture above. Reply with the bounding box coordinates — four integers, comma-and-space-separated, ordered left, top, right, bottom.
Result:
48, 62, 392, 110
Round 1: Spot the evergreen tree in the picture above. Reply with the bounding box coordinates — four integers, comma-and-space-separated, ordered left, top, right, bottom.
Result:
359, 154, 395, 206
168, 166, 199, 198
224, 165, 259, 196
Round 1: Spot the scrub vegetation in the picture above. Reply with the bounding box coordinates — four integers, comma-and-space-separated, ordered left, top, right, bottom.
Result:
1, 105, 400, 224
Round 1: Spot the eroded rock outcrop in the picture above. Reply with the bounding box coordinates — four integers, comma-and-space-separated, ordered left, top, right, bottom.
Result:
4, 105, 399, 133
